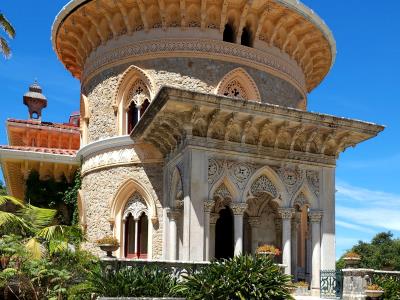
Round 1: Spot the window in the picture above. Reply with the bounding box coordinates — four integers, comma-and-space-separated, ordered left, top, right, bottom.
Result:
127, 103, 139, 134
223, 23, 236, 43
125, 80, 150, 134
241, 26, 253, 47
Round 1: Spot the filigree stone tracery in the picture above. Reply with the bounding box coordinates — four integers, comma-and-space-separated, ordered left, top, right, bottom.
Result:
213, 183, 232, 201
306, 170, 320, 197
123, 192, 148, 220
250, 175, 278, 199
126, 79, 150, 108
222, 80, 248, 100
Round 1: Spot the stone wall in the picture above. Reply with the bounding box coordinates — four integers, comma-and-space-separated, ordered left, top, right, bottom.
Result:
81, 163, 164, 259
83, 58, 303, 143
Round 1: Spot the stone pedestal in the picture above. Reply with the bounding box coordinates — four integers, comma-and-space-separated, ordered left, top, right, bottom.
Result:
342, 269, 374, 300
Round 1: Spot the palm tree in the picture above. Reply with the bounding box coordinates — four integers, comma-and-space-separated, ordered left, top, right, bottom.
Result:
0, 195, 84, 258
0, 12, 15, 58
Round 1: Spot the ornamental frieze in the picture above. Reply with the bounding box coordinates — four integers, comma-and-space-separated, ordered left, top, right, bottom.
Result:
83, 39, 305, 92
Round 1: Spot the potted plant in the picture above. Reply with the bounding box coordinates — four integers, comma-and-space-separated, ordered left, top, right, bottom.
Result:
381, 258, 395, 271
365, 284, 384, 299
343, 251, 361, 268
256, 244, 281, 257
96, 236, 119, 258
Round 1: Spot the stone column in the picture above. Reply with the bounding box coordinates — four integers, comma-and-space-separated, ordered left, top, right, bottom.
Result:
248, 217, 261, 254
275, 218, 282, 249
209, 213, 219, 259
309, 210, 323, 296
231, 203, 248, 256
168, 209, 181, 261
134, 219, 139, 257
291, 213, 300, 281
278, 208, 295, 275
204, 201, 215, 261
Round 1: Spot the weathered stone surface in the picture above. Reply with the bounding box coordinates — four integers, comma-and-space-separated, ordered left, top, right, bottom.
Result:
81, 163, 164, 259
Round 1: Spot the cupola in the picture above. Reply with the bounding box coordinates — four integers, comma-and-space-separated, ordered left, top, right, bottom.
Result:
23, 81, 47, 121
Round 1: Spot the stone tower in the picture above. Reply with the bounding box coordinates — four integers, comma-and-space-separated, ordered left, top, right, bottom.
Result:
23, 81, 47, 121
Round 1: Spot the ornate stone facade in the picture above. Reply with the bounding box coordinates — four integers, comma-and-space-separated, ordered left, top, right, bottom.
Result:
48, 1, 384, 296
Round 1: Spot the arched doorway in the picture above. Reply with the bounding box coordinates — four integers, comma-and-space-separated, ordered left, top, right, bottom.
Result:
215, 206, 234, 259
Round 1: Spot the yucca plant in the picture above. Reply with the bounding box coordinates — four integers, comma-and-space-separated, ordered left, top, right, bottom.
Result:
175, 255, 294, 300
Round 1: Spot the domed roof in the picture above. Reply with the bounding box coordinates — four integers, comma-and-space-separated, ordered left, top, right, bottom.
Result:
52, 0, 336, 92
24, 81, 47, 100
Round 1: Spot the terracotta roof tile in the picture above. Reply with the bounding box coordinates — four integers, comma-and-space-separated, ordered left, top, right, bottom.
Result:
0, 145, 77, 156
7, 119, 80, 131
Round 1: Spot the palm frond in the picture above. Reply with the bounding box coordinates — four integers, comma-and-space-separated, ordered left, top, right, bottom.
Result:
17, 205, 57, 229
0, 195, 24, 207
25, 237, 45, 259
0, 37, 11, 58
0, 14, 15, 38
36, 225, 65, 241
0, 211, 30, 234
48, 239, 68, 255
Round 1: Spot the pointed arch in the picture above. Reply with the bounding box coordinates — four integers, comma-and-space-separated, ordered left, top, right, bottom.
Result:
209, 176, 239, 203
110, 178, 158, 258
243, 166, 288, 207
110, 177, 157, 223
216, 68, 261, 102
291, 182, 319, 209
114, 65, 156, 135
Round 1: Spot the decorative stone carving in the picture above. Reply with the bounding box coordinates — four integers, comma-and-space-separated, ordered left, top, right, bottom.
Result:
210, 213, 219, 224
293, 192, 308, 208
308, 210, 323, 223
248, 217, 261, 227
208, 159, 223, 184
250, 175, 278, 199
213, 183, 232, 200
123, 192, 148, 220
231, 203, 248, 215
278, 208, 295, 219
126, 79, 150, 108
167, 208, 181, 220
204, 200, 215, 213
306, 170, 320, 197
222, 79, 248, 100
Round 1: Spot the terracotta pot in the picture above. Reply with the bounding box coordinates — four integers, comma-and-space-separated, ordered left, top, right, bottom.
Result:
99, 244, 119, 258
344, 257, 361, 268
365, 289, 384, 299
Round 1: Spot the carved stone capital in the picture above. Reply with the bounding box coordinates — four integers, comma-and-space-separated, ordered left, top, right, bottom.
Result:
248, 217, 261, 227
167, 208, 181, 220
231, 203, 248, 215
278, 208, 295, 219
308, 210, 323, 223
210, 213, 219, 225
204, 200, 215, 213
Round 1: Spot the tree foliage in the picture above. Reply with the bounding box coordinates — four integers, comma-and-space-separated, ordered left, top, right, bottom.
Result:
0, 12, 15, 58
337, 232, 400, 271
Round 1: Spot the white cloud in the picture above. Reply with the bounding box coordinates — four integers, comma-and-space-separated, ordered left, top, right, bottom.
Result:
335, 181, 400, 233
336, 220, 375, 234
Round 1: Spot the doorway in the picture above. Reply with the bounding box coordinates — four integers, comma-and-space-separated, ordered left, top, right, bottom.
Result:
215, 206, 234, 259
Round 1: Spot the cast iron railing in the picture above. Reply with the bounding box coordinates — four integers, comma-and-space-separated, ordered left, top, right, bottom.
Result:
320, 269, 343, 299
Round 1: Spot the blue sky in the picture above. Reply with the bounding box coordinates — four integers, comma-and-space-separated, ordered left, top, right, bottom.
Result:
0, 1, 399, 258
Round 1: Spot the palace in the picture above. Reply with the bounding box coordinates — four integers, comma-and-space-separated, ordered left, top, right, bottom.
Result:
0, 0, 384, 296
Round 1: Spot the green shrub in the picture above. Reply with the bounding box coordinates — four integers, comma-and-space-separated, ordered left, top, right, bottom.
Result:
374, 276, 400, 300
78, 265, 179, 298
175, 255, 294, 300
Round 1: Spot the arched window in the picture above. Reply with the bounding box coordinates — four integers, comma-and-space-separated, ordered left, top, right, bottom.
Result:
216, 68, 261, 102
123, 192, 149, 259
125, 80, 151, 134
241, 26, 253, 47
223, 23, 236, 43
